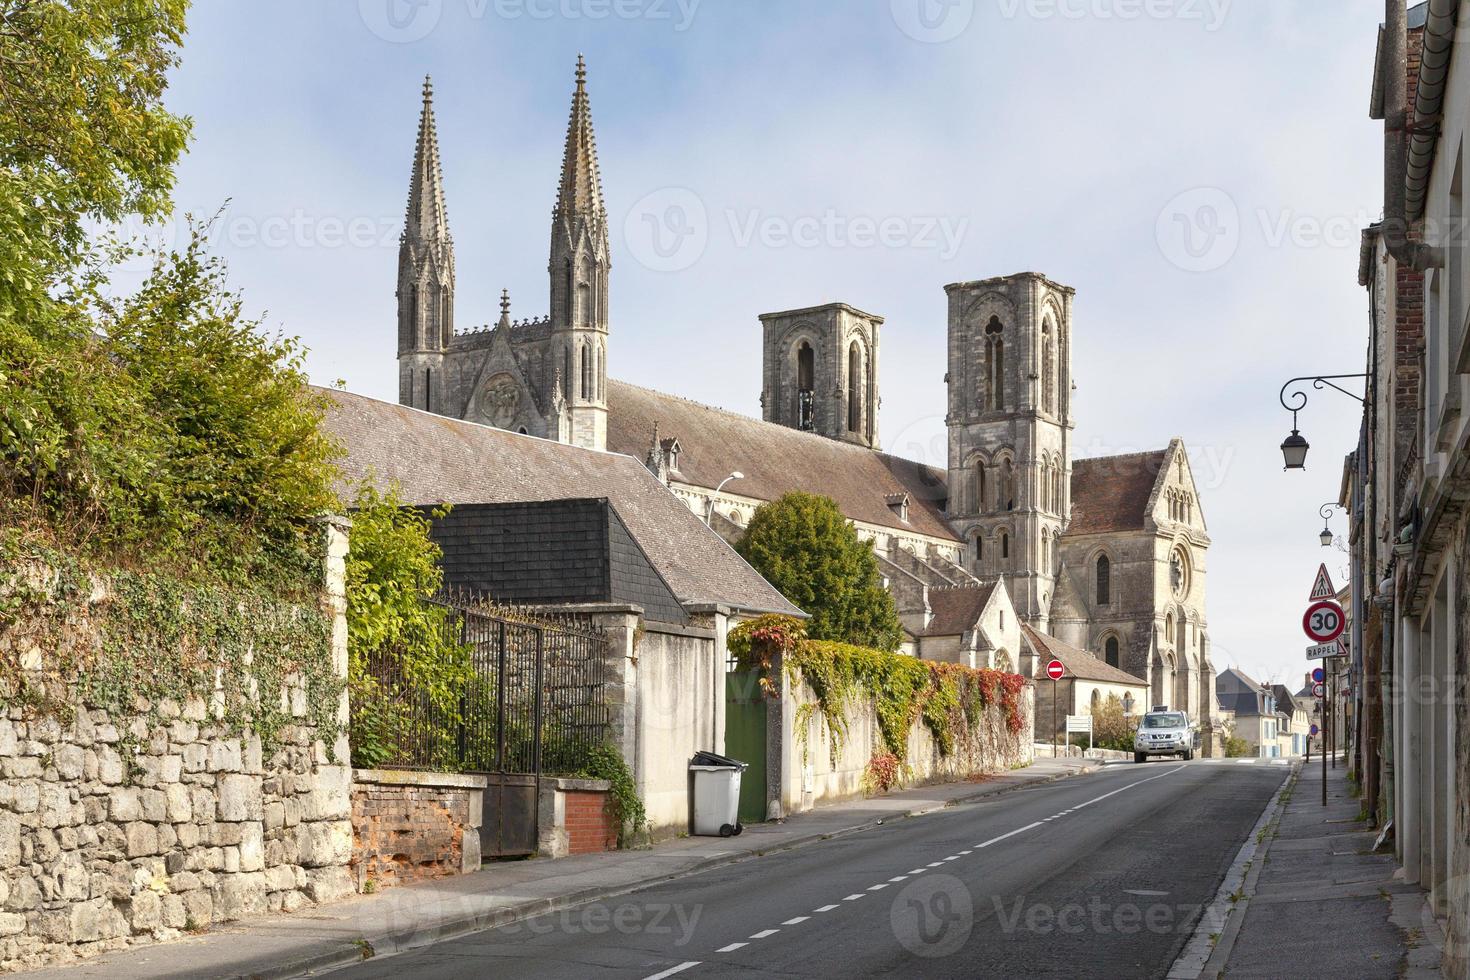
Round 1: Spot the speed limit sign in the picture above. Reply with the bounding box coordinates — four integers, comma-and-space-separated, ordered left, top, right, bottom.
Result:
1303, 600, 1345, 643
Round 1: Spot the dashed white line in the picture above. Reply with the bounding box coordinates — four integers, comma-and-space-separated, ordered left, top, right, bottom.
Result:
908, 868, 927, 875
643, 962, 701, 979
715, 943, 746, 953
750, 928, 780, 939
782, 916, 810, 925
976, 820, 1044, 849
888, 875, 909, 882
843, 893, 865, 901
1069, 764, 1185, 812
926, 861, 943, 867
814, 904, 839, 913
942, 855, 960, 861
867, 883, 889, 891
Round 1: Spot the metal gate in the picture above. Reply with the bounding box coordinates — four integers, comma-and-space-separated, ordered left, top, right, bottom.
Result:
354, 595, 611, 858
724, 669, 768, 825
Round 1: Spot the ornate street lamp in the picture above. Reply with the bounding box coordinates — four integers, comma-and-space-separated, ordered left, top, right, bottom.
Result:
1278, 375, 1367, 471
1319, 503, 1342, 547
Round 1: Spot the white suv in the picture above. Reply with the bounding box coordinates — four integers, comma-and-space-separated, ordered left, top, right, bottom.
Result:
1134, 710, 1199, 762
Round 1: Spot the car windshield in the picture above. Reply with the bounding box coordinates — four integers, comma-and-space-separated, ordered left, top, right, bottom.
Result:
1143, 713, 1186, 729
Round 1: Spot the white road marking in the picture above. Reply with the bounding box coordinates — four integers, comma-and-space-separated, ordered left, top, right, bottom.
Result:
814, 904, 839, 913
1236, 759, 1256, 765
782, 916, 810, 925
976, 821, 1044, 849
750, 929, 779, 939
942, 855, 960, 861
888, 876, 909, 882
867, 883, 889, 890
908, 868, 927, 875
1068, 764, 1185, 812
927, 861, 943, 867
1271, 760, 1289, 766
643, 962, 701, 980
715, 943, 746, 953
959, 850, 972, 855
843, 893, 865, 901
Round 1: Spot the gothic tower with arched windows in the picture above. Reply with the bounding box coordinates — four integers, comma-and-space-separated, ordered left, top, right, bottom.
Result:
548, 55, 610, 451
397, 76, 455, 413
943, 272, 1075, 626
759, 302, 882, 449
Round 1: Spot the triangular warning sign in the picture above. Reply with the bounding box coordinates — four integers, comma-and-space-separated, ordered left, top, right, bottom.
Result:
1309, 563, 1337, 601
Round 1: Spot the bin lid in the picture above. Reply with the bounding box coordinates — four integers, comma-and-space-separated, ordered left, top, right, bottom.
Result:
690, 750, 748, 770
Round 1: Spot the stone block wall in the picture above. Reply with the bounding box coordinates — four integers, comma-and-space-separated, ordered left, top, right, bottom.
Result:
0, 705, 353, 972
350, 769, 484, 889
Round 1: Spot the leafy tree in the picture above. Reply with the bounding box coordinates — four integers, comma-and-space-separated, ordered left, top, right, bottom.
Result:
344, 483, 473, 768
736, 492, 903, 651
0, 0, 191, 323
1090, 693, 1138, 752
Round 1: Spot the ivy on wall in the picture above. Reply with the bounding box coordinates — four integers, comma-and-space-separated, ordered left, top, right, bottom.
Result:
0, 537, 342, 760
728, 615, 1028, 767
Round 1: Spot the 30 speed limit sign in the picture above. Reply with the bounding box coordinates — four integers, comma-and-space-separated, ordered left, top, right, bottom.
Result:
1303, 600, 1345, 643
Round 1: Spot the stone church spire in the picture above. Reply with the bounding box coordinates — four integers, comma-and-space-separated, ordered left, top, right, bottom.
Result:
549, 55, 610, 451
397, 75, 456, 413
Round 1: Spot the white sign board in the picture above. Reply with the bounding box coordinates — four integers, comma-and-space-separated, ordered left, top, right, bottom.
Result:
1065, 715, 1093, 734
1305, 642, 1340, 660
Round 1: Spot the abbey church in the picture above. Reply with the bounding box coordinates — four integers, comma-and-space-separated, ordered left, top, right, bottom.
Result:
390, 61, 1221, 754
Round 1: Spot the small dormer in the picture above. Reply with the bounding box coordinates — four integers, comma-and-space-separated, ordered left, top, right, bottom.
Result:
662, 437, 682, 475
885, 492, 910, 523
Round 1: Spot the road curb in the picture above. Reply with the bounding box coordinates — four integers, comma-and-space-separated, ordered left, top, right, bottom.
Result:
1167, 762, 1299, 979
272, 761, 1105, 977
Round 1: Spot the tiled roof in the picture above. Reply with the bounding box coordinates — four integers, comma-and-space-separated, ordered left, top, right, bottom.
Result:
1021, 625, 1148, 686
320, 388, 803, 617
606, 380, 955, 540
912, 583, 999, 638
1066, 450, 1167, 536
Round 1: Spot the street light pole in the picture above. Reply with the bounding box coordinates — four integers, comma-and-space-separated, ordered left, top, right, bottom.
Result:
706, 471, 745, 526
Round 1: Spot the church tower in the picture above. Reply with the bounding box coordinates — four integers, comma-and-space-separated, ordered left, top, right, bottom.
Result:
944, 273, 1074, 626
548, 55, 610, 451
758, 303, 882, 449
397, 76, 455, 414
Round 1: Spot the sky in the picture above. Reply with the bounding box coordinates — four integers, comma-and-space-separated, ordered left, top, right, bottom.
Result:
145, 0, 1390, 687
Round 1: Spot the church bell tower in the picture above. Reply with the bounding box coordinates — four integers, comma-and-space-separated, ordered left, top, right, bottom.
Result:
945, 273, 1074, 626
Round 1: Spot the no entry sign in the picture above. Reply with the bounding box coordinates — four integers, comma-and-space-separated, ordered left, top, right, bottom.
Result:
1303, 600, 1345, 644
1046, 659, 1066, 681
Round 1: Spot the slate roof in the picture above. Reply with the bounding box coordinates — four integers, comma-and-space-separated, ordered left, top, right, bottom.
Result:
605, 380, 955, 540
1066, 450, 1167, 535
911, 583, 999, 638
1021, 625, 1148, 686
320, 388, 803, 617
1218, 691, 1265, 718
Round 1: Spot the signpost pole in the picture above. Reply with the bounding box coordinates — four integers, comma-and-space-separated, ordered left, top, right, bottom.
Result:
1322, 679, 1328, 807
1053, 678, 1059, 759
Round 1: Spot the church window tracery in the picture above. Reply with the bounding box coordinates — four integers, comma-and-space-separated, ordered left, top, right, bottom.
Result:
848, 341, 862, 433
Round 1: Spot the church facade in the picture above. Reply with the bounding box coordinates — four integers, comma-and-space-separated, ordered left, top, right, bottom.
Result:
389, 60, 1220, 752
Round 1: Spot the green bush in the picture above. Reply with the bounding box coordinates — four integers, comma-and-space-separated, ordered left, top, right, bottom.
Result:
736, 492, 902, 651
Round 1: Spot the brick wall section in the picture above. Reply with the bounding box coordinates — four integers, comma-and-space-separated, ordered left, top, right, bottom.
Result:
349, 770, 484, 890
562, 790, 617, 855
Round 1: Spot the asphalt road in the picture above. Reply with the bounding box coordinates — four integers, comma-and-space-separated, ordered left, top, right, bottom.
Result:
342, 759, 1288, 979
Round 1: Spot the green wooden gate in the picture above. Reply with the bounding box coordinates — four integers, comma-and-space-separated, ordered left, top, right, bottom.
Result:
724, 670, 767, 825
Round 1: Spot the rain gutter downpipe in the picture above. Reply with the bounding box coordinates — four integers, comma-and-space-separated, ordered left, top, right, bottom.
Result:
1384, 0, 1452, 272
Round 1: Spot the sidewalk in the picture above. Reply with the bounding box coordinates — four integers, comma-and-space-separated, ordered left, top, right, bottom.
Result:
20, 757, 1102, 979
1198, 756, 1444, 979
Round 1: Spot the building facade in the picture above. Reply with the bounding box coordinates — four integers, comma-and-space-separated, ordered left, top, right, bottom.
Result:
386, 58, 1219, 753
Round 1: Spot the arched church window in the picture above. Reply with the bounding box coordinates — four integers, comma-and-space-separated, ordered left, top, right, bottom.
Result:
1096, 554, 1110, 605
796, 342, 815, 431
1000, 531, 1009, 562
423, 368, 432, 412
984, 316, 1005, 411
847, 341, 862, 433
1001, 458, 1015, 511
975, 534, 984, 567
975, 461, 988, 513
563, 346, 572, 399
1043, 324, 1055, 416
408, 283, 419, 345
579, 344, 591, 399
1105, 636, 1120, 668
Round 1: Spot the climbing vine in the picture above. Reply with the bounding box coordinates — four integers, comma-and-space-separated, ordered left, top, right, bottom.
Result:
0, 537, 342, 761
577, 742, 645, 847
729, 614, 1028, 767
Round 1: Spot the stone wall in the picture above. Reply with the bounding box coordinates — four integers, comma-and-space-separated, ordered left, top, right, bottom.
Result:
350, 769, 484, 890
0, 519, 353, 973
771, 671, 1034, 814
